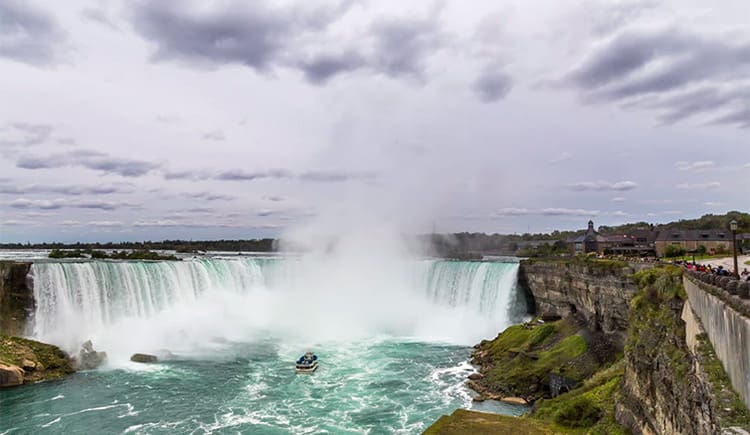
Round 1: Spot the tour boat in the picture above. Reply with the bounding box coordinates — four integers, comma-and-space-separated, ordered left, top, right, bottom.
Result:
295, 352, 318, 373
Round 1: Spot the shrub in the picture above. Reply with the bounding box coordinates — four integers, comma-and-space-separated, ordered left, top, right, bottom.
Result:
553, 396, 602, 428
664, 244, 685, 258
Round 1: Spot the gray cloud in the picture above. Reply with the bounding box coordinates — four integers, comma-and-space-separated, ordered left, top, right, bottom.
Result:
216, 168, 293, 181
297, 51, 366, 84
368, 15, 444, 79
0, 122, 54, 147
0, 182, 133, 196
130, 1, 446, 85
566, 180, 638, 191
473, 68, 513, 102
263, 195, 285, 202
17, 150, 160, 177
129, 1, 334, 70
202, 131, 225, 141
495, 207, 599, 217
81, 8, 120, 30
163, 169, 212, 181
7, 198, 137, 211
298, 170, 377, 182
180, 191, 235, 201
0, 0, 65, 66
564, 27, 750, 127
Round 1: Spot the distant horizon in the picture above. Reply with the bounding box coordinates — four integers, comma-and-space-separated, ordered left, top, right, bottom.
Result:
2, 210, 747, 245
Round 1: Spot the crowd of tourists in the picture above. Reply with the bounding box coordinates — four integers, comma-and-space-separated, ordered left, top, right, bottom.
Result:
676, 260, 750, 281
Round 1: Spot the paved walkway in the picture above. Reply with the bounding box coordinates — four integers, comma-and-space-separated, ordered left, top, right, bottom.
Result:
698, 254, 750, 274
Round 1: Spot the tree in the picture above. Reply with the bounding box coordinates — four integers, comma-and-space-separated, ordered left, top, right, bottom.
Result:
664, 244, 685, 258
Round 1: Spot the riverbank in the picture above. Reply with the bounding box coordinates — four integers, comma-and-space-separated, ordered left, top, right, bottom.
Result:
426, 261, 750, 433
0, 335, 74, 387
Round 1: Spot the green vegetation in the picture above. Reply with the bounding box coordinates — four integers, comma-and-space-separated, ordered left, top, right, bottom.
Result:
424, 409, 569, 435
48, 249, 86, 258
664, 244, 686, 258
745, 260, 750, 266
533, 361, 626, 434
6, 239, 275, 253
476, 317, 604, 402
696, 334, 750, 427
0, 335, 74, 383
48, 249, 179, 261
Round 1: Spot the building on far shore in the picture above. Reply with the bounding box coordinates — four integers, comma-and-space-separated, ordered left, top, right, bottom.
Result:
570, 220, 608, 255
654, 229, 733, 257
570, 221, 658, 256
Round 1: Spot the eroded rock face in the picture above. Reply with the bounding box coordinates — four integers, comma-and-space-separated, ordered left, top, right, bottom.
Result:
518, 259, 637, 350
0, 363, 24, 387
0, 261, 34, 336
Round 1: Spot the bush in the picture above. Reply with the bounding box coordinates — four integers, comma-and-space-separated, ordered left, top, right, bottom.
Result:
664, 244, 685, 258
553, 396, 602, 428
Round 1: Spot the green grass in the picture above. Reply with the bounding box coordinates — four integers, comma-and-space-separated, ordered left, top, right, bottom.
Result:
478, 317, 602, 402
532, 361, 626, 434
424, 409, 576, 435
744, 260, 750, 266
673, 253, 732, 262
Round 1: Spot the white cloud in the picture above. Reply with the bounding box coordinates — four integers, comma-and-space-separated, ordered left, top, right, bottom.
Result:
675, 160, 714, 171
676, 182, 721, 189
566, 181, 638, 191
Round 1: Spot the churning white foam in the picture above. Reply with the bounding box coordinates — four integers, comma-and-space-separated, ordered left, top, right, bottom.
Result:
30, 253, 526, 362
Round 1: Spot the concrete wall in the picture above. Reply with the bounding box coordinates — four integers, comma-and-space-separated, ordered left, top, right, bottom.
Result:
684, 276, 750, 409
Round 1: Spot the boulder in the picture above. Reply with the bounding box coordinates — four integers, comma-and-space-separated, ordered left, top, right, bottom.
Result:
75, 340, 107, 370
468, 373, 485, 381
130, 353, 158, 363
0, 363, 24, 387
21, 359, 36, 371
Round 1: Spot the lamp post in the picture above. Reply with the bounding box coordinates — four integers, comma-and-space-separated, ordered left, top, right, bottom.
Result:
730, 219, 739, 279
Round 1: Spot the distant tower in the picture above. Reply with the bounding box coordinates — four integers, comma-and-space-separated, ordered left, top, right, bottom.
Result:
588, 220, 594, 231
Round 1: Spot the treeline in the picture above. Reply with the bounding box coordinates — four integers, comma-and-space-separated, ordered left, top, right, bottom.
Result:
49, 249, 179, 261
2, 239, 276, 253
599, 211, 749, 234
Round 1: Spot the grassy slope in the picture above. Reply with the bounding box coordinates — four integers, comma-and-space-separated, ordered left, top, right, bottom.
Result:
424, 409, 574, 435
476, 316, 601, 401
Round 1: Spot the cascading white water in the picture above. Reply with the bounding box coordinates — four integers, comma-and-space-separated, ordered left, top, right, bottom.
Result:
30, 257, 527, 362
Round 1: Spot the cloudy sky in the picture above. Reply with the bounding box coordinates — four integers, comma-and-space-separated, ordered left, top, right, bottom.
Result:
0, 0, 748, 243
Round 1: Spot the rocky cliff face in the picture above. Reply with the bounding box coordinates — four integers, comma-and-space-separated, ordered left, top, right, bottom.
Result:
615, 268, 749, 434
0, 261, 34, 336
518, 259, 638, 350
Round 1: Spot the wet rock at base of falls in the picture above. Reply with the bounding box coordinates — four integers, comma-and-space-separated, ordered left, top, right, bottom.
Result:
75, 340, 107, 370
130, 353, 158, 363
0, 363, 25, 387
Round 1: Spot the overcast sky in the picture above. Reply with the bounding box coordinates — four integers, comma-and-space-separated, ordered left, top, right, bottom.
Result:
0, 0, 748, 243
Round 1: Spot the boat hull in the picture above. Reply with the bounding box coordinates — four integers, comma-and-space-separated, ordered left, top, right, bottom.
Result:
295, 362, 318, 373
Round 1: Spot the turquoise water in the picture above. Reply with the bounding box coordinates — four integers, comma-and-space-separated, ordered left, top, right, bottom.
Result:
1, 339, 527, 434
2, 257, 529, 434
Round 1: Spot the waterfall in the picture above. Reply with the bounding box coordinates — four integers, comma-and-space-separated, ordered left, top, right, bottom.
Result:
30, 257, 527, 358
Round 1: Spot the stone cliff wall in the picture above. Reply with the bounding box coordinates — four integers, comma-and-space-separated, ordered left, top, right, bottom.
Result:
518, 259, 637, 350
615, 268, 749, 434
684, 276, 750, 410
0, 261, 34, 336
